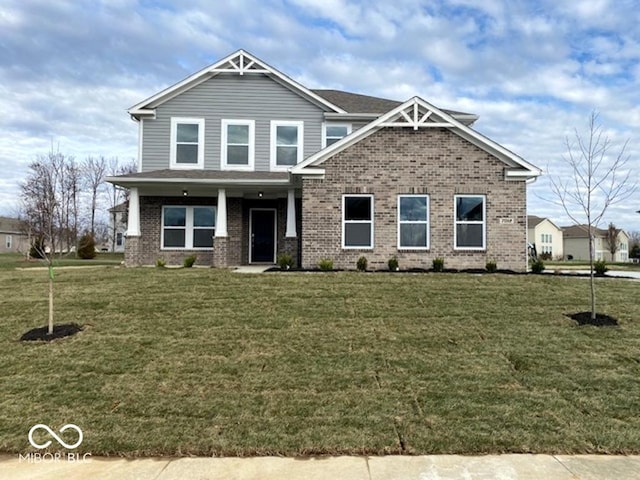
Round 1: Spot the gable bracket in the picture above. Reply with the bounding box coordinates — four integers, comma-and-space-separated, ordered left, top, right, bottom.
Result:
381, 103, 453, 130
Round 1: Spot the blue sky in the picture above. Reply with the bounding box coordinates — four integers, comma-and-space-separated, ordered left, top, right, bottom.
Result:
1, 0, 639, 231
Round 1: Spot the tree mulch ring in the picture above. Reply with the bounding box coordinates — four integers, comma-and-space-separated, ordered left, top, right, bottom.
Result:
20, 323, 83, 342
568, 312, 618, 327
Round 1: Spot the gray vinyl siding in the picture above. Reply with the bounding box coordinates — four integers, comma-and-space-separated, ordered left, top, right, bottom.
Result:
141, 74, 327, 172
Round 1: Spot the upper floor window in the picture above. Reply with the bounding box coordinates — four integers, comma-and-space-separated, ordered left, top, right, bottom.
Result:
162, 206, 216, 250
221, 120, 255, 171
170, 118, 204, 169
454, 195, 485, 250
271, 121, 303, 170
398, 195, 429, 249
541, 233, 552, 244
343, 194, 373, 249
324, 124, 351, 147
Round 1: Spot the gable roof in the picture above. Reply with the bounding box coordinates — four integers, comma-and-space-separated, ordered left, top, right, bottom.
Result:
291, 96, 541, 180
0, 216, 25, 234
528, 215, 561, 230
563, 224, 627, 239
128, 49, 346, 118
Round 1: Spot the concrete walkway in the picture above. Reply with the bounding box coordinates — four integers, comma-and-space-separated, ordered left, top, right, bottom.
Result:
546, 269, 640, 280
3, 454, 640, 479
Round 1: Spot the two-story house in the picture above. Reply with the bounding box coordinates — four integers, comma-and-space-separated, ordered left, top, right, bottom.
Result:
563, 225, 630, 262
107, 49, 541, 271
527, 216, 563, 260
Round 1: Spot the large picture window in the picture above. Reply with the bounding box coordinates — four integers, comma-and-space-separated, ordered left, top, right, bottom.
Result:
398, 195, 429, 249
221, 120, 254, 170
271, 121, 303, 170
342, 195, 373, 248
162, 206, 216, 249
170, 118, 204, 169
454, 195, 485, 249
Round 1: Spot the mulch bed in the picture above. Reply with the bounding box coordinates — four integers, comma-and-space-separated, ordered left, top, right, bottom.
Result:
20, 323, 83, 342
568, 312, 619, 327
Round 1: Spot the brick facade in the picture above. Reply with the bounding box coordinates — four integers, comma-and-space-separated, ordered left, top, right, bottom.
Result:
300, 127, 528, 271
125, 195, 301, 267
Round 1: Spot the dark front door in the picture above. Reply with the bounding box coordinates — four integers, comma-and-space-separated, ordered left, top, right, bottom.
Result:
250, 209, 276, 263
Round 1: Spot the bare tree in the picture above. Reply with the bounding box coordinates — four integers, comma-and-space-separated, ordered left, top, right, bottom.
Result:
549, 111, 636, 320
605, 223, 620, 261
82, 155, 108, 236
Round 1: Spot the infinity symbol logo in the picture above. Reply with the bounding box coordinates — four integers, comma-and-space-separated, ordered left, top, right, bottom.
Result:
28, 424, 83, 449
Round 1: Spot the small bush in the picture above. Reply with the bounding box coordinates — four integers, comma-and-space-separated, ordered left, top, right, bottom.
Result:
318, 258, 334, 271
388, 256, 399, 271
77, 233, 96, 259
356, 256, 368, 272
183, 254, 197, 268
486, 261, 497, 273
539, 252, 553, 261
432, 257, 445, 272
156, 257, 166, 268
530, 259, 545, 274
277, 253, 294, 270
594, 259, 608, 276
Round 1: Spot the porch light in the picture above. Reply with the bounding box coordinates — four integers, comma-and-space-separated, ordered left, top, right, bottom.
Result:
182, 189, 188, 196
258, 191, 263, 198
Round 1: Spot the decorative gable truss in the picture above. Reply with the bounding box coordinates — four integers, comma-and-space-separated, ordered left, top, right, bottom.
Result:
291, 96, 541, 181
128, 49, 346, 118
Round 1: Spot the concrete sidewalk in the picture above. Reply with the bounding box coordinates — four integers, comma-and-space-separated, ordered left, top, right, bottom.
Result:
3, 454, 640, 480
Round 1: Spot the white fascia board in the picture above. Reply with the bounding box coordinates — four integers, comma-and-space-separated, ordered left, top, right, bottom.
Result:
324, 112, 381, 120
105, 176, 293, 187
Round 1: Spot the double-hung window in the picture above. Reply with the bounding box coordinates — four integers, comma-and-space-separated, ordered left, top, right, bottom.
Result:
221, 120, 254, 170
398, 195, 429, 249
323, 124, 351, 147
170, 118, 204, 169
342, 195, 373, 248
5, 235, 12, 249
454, 195, 486, 249
271, 121, 303, 170
162, 206, 216, 249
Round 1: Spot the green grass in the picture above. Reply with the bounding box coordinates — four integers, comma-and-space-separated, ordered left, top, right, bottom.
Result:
1, 267, 640, 456
0, 252, 124, 269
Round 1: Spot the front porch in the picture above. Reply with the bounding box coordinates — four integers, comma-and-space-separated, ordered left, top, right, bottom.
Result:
115, 171, 301, 267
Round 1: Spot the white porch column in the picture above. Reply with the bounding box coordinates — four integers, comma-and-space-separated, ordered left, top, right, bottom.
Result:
215, 188, 228, 237
285, 188, 297, 238
126, 187, 140, 236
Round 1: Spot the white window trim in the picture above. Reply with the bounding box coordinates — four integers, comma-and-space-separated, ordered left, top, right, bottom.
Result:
342, 194, 374, 249
170, 117, 205, 169
270, 120, 304, 171
454, 194, 486, 251
161, 205, 216, 250
397, 195, 430, 250
221, 119, 255, 171
322, 122, 352, 148
6, 235, 12, 249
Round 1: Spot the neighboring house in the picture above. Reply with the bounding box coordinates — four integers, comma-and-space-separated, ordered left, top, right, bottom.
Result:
563, 225, 630, 262
0, 216, 28, 254
108, 202, 128, 253
107, 49, 541, 271
527, 216, 563, 259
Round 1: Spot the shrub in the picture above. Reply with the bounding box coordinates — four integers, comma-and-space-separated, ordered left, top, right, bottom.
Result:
539, 252, 553, 261
77, 233, 97, 259
594, 259, 608, 276
277, 253, 294, 270
156, 257, 166, 268
388, 256, 399, 271
356, 256, 368, 272
432, 257, 445, 272
183, 254, 197, 268
318, 258, 334, 271
530, 259, 545, 274
486, 260, 497, 273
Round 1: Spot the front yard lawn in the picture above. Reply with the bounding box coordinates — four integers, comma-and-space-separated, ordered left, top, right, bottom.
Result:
1, 267, 640, 456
